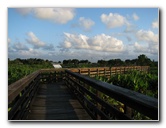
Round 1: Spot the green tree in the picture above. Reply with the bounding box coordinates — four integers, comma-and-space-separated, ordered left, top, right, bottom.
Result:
137, 54, 152, 66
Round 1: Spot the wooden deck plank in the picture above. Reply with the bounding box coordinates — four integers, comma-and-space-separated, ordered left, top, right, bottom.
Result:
27, 82, 92, 120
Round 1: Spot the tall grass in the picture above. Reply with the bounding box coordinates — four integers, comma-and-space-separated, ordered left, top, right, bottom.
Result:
94, 71, 158, 119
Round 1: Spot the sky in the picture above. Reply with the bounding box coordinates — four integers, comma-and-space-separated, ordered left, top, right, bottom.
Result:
8, 8, 159, 62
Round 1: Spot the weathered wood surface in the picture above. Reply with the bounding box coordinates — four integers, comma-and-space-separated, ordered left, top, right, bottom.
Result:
65, 70, 158, 120
68, 66, 149, 77
8, 70, 40, 104
8, 71, 41, 120
27, 82, 92, 120
8, 66, 151, 120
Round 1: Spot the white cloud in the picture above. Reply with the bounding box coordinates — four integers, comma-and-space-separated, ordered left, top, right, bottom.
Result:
62, 33, 124, 52
19, 48, 40, 56
134, 42, 148, 53
132, 13, 139, 21
100, 13, 127, 28
16, 8, 75, 24
33, 8, 75, 24
8, 46, 16, 53
134, 41, 158, 55
152, 20, 159, 28
79, 17, 95, 31
136, 30, 158, 43
8, 41, 42, 58
13, 42, 29, 51
26, 32, 45, 48
88, 34, 124, 52
16, 8, 32, 15
63, 33, 89, 49
135, 30, 159, 55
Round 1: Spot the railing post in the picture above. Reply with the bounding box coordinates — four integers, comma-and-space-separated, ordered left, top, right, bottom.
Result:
124, 105, 132, 118
65, 69, 158, 120
104, 68, 106, 77
97, 68, 99, 76
96, 90, 101, 120
109, 67, 111, 78
50, 72, 53, 83
79, 69, 81, 74
88, 69, 90, 76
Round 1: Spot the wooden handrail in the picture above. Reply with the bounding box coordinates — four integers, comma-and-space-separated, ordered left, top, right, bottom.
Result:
8, 66, 152, 120
8, 69, 66, 104
9, 66, 147, 102
8, 69, 66, 120
69, 66, 149, 77
8, 70, 41, 120
65, 70, 158, 120
8, 70, 41, 103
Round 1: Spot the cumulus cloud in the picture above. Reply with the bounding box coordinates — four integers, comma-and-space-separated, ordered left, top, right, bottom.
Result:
152, 20, 159, 28
134, 42, 148, 53
100, 13, 128, 28
63, 33, 89, 49
33, 8, 75, 24
19, 48, 40, 57
26, 32, 56, 51
132, 13, 139, 21
135, 30, 159, 54
8, 40, 42, 58
88, 34, 124, 52
16, 8, 75, 24
61, 33, 124, 52
136, 30, 158, 43
26, 32, 45, 48
134, 42, 158, 55
78, 17, 95, 31
8, 46, 16, 53
13, 42, 29, 51
16, 8, 32, 15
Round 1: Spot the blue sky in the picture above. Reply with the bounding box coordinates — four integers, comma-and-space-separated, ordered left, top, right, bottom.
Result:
8, 8, 159, 62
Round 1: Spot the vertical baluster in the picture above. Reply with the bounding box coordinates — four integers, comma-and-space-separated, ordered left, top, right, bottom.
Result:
96, 90, 101, 120
124, 105, 132, 118
88, 68, 90, 76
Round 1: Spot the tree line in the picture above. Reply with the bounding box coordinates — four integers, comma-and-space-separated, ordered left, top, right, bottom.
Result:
8, 54, 158, 68
8, 58, 53, 65
8, 54, 158, 85
62, 54, 158, 67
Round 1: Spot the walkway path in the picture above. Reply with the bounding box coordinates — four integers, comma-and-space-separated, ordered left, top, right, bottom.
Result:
27, 82, 92, 120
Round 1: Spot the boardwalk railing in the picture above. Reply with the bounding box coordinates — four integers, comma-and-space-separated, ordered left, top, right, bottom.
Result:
8, 66, 157, 120
65, 70, 158, 120
69, 66, 149, 77
8, 69, 64, 120
8, 71, 41, 120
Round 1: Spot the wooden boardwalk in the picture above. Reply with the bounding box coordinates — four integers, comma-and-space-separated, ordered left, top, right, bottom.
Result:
27, 82, 92, 120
